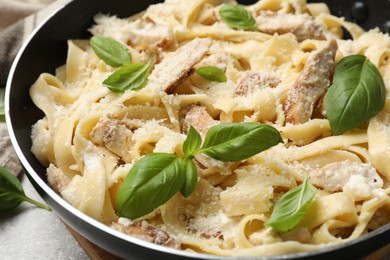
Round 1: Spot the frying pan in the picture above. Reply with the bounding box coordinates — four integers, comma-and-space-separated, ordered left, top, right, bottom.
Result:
5, 0, 390, 259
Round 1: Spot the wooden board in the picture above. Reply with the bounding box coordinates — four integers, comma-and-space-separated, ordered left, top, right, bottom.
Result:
66, 225, 122, 260
367, 243, 390, 260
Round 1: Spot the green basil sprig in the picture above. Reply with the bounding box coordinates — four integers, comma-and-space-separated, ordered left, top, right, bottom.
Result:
103, 62, 151, 93
325, 55, 386, 135
90, 35, 131, 67
0, 87, 5, 122
219, 5, 257, 31
90, 35, 150, 92
265, 175, 317, 233
199, 123, 282, 162
117, 122, 283, 219
196, 66, 227, 82
0, 166, 51, 213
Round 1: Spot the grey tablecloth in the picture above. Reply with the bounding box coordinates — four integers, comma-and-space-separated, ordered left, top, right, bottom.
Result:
0, 0, 88, 259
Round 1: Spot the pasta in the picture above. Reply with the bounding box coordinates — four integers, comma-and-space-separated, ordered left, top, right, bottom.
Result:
30, 0, 390, 256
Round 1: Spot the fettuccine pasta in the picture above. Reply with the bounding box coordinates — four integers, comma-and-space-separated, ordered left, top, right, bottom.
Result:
30, 0, 390, 256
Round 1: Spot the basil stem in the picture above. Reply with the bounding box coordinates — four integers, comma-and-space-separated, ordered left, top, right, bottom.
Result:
196, 66, 227, 82
103, 62, 151, 93
0, 87, 5, 122
219, 5, 257, 31
199, 122, 283, 162
325, 55, 386, 135
90, 35, 131, 67
265, 175, 317, 233
0, 166, 51, 213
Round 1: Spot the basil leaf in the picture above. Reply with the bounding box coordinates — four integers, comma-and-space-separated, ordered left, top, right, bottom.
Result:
116, 123, 283, 219
0, 87, 5, 122
103, 62, 151, 93
0, 166, 24, 212
180, 159, 198, 198
116, 153, 186, 219
199, 123, 283, 162
183, 126, 202, 159
325, 55, 386, 135
90, 35, 131, 67
0, 166, 50, 212
265, 175, 317, 233
196, 66, 227, 82
219, 5, 257, 31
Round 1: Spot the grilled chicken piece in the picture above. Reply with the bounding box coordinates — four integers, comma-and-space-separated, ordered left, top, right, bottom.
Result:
150, 38, 212, 93
92, 16, 173, 50
309, 161, 383, 194
284, 39, 337, 124
111, 219, 180, 248
127, 17, 174, 49
234, 71, 280, 97
90, 117, 134, 162
281, 227, 312, 244
46, 164, 70, 194
196, 52, 229, 71
255, 11, 327, 41
181, 105, 218, 136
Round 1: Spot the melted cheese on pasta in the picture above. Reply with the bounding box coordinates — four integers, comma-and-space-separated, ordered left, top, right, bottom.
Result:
30, 0, 390, 256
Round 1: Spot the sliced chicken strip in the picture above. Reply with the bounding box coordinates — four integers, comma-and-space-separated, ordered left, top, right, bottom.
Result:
150, 38, 212, 94
111, 218, 180, 249
196, 51, 229, 72
90, 117, 134, 162
46, 163, 70, 194
284, 39, 337, 124
181, 104, 218, 137
309, 161, 383, 195
234, 71, 280, 97
255, 11, 328, 41
126, 17, 174, 49
91, 16, 173, 49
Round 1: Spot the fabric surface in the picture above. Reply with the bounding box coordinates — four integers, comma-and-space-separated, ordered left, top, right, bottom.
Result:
0, 0, 56, 175
0, 22, 24, 85
0, 124, 22, 176
0, 1, 88, 259
0, 0, 56, 85
0, 0, 54, 31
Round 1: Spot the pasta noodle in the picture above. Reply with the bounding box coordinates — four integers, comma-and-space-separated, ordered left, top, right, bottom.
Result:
30, 0, 390, 256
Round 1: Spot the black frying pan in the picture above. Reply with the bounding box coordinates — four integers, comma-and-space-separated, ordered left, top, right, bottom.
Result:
5, 0, 390, 259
